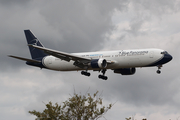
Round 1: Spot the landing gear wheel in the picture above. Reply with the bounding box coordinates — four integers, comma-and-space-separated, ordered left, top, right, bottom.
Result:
81, 71, 85, 75
86, 72, 90, 76
104, 76, 108, 80
157, 70, 161, 74
81, 71, 91, 77
98, 75, 108, 80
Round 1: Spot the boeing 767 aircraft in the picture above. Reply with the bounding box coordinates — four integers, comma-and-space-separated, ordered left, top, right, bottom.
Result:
9, 30, 173, 80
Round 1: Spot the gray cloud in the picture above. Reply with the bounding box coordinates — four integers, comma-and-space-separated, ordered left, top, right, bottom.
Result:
121, 0, 179, 37
1, 0, 180, 120
132, 0, 178, 14
0, 0, 31, 6
37, 0, 130, 52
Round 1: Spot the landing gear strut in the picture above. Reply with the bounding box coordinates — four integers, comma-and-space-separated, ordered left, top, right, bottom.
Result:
156, 65, 162, 74
98, 69, 108, 80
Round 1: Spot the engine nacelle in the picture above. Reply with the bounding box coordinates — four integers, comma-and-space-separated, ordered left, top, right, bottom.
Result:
114, 68, 136, 75
90, 59, 107, 69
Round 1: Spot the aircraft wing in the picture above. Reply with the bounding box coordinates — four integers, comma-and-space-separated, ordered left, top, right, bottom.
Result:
8, 55, 41, 63
28, 44, 91, 64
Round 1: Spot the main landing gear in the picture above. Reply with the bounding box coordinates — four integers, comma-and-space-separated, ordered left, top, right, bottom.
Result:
81, 69, 108, 80
98, 69, 108, 80
156, 65, 162, 74
81, 71, 91, 76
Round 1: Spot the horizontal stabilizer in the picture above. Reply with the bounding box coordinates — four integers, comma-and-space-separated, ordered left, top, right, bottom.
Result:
8, 55, 41, 63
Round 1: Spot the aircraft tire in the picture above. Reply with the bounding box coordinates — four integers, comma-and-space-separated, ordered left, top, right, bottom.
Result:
85, 72, 91, 76
98, 75, 108, 80
81, 71, 85, 75
157, 70, 161, 74
104, 76, 108, 80
81, 71, 90, 76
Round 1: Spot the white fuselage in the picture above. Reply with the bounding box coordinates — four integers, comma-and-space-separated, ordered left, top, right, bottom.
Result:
9, 30, 173, 80
42, 48, 164, 71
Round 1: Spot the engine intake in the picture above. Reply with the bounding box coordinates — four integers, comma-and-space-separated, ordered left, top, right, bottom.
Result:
114, 68, 136, 75
90, 59, 107, 69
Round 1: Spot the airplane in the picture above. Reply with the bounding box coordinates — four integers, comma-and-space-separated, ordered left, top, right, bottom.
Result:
9, 30, 173, 80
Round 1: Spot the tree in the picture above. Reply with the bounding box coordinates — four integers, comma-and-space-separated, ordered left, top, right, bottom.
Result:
125, 117, 147, 120
29, 91, 112, 120
125, 117, 131, 120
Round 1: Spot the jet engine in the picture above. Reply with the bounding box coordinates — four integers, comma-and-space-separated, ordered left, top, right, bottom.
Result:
114, 68, 136, 75
90, 59, 107, 69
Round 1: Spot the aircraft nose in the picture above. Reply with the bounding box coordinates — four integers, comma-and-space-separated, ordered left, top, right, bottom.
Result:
164, 53, 173, 62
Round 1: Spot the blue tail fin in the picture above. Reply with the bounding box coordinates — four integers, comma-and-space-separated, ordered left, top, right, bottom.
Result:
24, 30, 47, 60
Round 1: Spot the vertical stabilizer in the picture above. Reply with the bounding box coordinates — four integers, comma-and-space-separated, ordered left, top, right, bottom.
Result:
24, 30, 47, 59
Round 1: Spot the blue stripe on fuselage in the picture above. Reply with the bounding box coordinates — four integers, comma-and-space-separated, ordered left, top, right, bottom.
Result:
26, 57, 47, 69
146, 53, 173, 67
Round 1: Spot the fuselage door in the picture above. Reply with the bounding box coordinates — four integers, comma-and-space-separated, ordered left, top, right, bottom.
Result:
149, 51, 154, 58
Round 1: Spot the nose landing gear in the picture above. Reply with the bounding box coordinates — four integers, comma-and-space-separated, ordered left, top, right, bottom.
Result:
157, 70, 161, 74
156, 65, 162, 74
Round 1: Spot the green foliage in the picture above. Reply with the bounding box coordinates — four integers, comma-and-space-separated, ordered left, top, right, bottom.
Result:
29, 91, 112, 120
125, 117, 131, 120
125, 117, 147, 120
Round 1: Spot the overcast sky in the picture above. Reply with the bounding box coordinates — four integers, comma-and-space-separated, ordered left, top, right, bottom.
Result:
1, 0, 180, 120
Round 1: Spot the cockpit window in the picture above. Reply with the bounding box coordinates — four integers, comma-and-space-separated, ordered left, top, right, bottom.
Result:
161, 51, 168, 54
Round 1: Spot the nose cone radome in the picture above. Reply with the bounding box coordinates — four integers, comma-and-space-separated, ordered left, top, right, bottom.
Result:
164, 53, 173, 63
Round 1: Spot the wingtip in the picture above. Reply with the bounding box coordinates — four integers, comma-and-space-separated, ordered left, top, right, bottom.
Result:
8, 55, 13, 57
